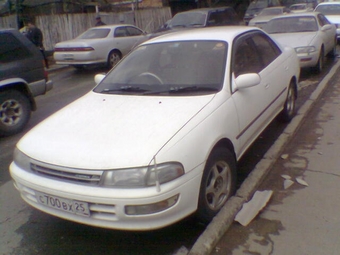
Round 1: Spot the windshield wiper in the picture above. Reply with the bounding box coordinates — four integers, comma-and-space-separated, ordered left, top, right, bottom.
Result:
100, 86, 149, 94
143, 86, 219, 95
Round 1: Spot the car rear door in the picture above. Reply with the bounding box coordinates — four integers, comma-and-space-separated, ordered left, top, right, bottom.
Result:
113, 26, 146, 55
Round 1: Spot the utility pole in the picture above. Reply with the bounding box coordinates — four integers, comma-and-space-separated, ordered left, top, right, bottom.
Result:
15, 0, 20, 29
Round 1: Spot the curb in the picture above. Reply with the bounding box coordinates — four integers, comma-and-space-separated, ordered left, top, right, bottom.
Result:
186, 60, 340, 255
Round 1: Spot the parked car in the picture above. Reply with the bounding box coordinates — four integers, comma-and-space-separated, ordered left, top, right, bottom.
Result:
289, 3, 313, 13
53, 24, 147, 69
265, 12, 337, 73
0, 29, 53, 136
249, 6, 291, 29
10, 26, 300, 230
243, 0, 282, 25
156, 6, 240, 32
314, 2, 340, 41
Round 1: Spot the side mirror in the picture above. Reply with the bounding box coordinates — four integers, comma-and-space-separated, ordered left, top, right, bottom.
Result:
234, 73, 261, 90
321, 24, 333, 32
94, 74, 105, 85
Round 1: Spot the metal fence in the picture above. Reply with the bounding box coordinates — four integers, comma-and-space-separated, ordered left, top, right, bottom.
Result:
0, 7, 172, 51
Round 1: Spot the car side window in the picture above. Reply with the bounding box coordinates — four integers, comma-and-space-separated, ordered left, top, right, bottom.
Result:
232, 36, 262, 77
126, 27, 143, 36
0, 33, 31, 63
114, 27, 128, 37
251, 33, 281, 69
318, 14, 330, 27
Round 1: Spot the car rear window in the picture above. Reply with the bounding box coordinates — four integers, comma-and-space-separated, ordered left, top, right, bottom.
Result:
0, 33, 31, 63
78, 28, 110, 39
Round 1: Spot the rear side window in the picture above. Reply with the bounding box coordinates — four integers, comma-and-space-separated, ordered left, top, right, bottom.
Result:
0, 33, 31, 64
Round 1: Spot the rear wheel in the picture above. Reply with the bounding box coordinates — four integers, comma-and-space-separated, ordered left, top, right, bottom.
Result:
328, 38, 337, 58
197, 147, 236, 223
0, 90, 31, 136
108, 50, 121, 69
278, 81, 297, 123
312, 48, 324, 74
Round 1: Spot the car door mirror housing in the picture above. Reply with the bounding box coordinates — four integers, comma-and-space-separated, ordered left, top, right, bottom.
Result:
234, 73, 261, 90
94, 74, 105, 84
321, 24, 333, 32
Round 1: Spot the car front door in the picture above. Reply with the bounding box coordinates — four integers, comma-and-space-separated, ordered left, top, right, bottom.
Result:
318, 13, 335, 53
231, 31, 286, 155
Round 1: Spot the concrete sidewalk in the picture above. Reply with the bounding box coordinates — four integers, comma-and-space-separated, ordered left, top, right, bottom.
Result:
186, 60, 340, 255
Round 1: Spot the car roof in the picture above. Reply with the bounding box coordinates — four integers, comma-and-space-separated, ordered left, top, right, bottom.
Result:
270, 12, 319, 19
316, 2, 340, 6
179, 6, 234, 14
89, 24, 138, 29
142, 26, 261, 44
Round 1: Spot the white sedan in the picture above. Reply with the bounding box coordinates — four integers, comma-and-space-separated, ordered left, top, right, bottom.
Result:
314, 2, 340, 41
53, 24, 146, 69
264, 12, 336, 73
10, 26, 300, 230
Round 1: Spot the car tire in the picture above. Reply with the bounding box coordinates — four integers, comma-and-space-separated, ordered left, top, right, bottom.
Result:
278, 80, 297, 123
72, 65, 86, 70
0, 90, 31, 136
328, 38, 337, 58
312, 48, 324, 74
197, 147, 236, 224
108, 50, 121, 69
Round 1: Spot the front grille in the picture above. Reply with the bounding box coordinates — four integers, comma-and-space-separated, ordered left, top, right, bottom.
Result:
31, 163, 102, 185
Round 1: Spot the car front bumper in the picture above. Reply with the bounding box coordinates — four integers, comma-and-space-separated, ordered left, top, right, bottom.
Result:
10, 162, 202, 230
297, 51, 319, 68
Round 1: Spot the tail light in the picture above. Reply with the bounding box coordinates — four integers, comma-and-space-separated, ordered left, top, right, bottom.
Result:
54, 47, 94, 52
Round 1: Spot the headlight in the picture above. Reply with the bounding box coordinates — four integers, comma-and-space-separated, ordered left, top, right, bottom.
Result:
102, 162, 184, 188
295, 46, 316, 54
13, 147, 31, 170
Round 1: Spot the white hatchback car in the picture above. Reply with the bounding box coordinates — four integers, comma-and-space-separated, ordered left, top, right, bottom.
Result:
53, 24, 146, 69
265, 12, 337, 73
10, 26, 300, 230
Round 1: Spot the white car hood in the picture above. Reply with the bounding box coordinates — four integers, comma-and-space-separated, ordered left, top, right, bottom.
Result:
18, 92, 214, 169
270, 32, 316, 48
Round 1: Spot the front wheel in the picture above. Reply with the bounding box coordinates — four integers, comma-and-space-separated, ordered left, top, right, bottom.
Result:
311, 48, 324, 74
197, 147, 236, 224
0, 90, 31, 136
278, 81, 297, 122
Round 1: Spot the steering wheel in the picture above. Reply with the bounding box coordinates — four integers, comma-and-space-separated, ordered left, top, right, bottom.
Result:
138, 72, 163, 85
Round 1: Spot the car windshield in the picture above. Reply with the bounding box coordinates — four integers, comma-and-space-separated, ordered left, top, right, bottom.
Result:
265, 16, 317, 33
169, 12, 207, 28
315, 5, 340, 15
247, 0, 268, 14
259, 8, 283, 16
77, 28, 110, 39
290, 4, 306, 10
93, 40, 227, 96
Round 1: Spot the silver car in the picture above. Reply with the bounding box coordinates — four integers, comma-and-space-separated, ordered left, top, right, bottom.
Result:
265, 12, 337, 73
53, 24, 146, 69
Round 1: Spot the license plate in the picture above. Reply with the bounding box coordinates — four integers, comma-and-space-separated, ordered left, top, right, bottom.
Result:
36, 191, 90, 217
63, 54, 74, 60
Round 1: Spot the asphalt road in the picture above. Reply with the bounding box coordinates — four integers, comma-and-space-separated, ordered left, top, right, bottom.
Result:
0, 57, 337, 255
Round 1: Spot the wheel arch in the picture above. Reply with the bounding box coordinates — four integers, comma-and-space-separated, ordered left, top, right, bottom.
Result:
210, 138, 237, 163
0, 81, 36, 111
107, 49, 122, 60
